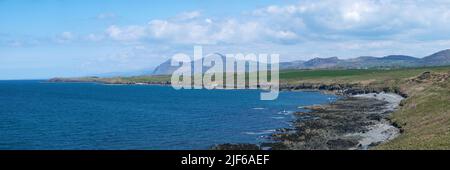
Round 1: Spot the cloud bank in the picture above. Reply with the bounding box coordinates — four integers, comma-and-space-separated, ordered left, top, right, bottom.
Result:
103, 0, 450, 44
4, 0, 450, 78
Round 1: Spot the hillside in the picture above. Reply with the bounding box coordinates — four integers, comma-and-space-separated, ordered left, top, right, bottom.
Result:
278, 66, 450, 149
422, 49, 450, 66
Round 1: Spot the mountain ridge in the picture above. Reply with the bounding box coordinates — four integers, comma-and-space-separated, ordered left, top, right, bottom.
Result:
152, 49, 450, 75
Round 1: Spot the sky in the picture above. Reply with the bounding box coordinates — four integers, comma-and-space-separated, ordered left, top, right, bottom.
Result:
2, 0, 450, 79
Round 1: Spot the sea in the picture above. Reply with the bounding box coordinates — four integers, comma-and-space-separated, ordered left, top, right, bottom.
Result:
0, 80, 336, 149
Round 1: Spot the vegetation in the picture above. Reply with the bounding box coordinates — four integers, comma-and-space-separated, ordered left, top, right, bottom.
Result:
376, 71, 450, 149
53, 66, 450, 85
279, 66, 450, 149
279, 66, 450, 84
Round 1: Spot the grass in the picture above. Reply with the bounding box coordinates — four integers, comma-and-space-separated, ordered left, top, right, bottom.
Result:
376, 76, 450, 149
120, 75, 171, 83
66, 66, 450, 85
280, 66, 450, 83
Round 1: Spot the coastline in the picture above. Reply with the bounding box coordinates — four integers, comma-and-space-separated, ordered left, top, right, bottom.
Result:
49, 79, 406, 150
49, 78, 405, 150
214, 91, 404, 150
344, 93, 403, 149
47, 68, 450, 149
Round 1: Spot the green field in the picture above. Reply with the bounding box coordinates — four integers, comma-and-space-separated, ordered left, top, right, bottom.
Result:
279, 66, 450, 83
86, 66, 450, 84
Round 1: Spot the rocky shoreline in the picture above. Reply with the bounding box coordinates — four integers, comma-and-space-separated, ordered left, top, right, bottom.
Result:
279, 82, 408, 98
212, 92, 404, 150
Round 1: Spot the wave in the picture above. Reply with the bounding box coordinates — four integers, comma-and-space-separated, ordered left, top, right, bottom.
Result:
277, 110, 294, 115
243, 129, 276, 135
271, 116, 285, 119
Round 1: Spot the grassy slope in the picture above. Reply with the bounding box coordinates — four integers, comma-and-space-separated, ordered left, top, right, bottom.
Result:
376, 73, 450, 149
280, 66, 450, 85
278, 66, 450, 149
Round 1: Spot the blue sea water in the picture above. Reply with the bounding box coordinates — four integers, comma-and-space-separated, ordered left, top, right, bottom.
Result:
0, 80, 336, 150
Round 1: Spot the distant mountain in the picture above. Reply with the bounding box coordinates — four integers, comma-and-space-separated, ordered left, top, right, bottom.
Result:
382, 55, 418, 60
279, 60, 305, 69
152, 53, 262, 75
422, 49, 450, 66
278, 54, 422, 70
340, 55, 420, 69
151, 49, 450, 75
152, 59, 180, 76
302, 57, 343, 69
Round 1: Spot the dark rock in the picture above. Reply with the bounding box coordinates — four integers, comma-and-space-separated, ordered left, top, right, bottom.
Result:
367, 114, 383, 121
418, 71, 432, 80
368, 141, 382, 147
210, 143, 260, 150
326, 139, 359, 150
303, 105, 325, 111
260, 143, 289, 150
269, 96, 398, 150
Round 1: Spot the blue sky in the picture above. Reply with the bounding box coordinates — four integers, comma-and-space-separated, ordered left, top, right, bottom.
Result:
1, 0, 450, 79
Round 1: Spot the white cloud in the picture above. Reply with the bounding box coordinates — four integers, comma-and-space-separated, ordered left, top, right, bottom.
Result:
61, 32, 74, 39
97, 13, 116, 20
104, 13, 301, 45
85, 34, 104, 42
253, 0, 450, 37
175, 11, 201, 20
55, 31, 75, 43
106, 25, 148, 41
101, 0, 450, 45
94, 0, 450, 61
